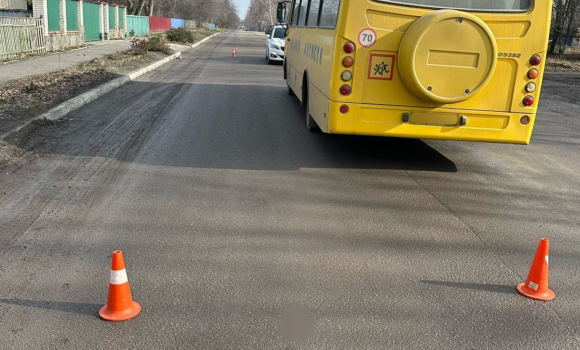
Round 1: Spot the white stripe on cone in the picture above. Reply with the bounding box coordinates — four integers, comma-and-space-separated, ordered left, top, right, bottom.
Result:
110, 268, 128, 285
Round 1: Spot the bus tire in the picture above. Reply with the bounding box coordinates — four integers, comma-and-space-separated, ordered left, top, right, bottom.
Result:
287, 82, 295, 96
303, 78, 318, 132
306, 104, 318, 131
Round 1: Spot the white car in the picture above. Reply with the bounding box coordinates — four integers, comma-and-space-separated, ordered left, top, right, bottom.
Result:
266, 26, 286, 64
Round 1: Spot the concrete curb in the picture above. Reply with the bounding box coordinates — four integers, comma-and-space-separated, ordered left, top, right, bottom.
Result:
191, 32, 221, 49
1, 51, 182, 140
45, 51, 181, 122
2, 32, 224, 140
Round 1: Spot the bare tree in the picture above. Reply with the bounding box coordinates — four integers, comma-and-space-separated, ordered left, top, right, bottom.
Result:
111, 0, 239, 26
245, 0, 278, 30
549, 0, 580, 55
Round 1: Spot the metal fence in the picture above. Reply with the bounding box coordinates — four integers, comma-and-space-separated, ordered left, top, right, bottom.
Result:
83, 2, 99, 41
108, 5, 116, 30
184, 20, 196, 30
127, 15, 148, 37
171, 18, 184, 28
185, 20, 196, 30
118, 7, 125, 30
47, 0, 60, 31
149, 16, 170, 32
66, 0, 78, 31
0, 17, 45, 60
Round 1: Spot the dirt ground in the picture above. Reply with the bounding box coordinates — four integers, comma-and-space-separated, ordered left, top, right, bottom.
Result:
546, 55, 580, 72
546, 47, 580, 72
0, 50, 167, 136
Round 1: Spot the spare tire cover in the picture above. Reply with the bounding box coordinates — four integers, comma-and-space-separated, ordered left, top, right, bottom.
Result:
398, 10, 498, 104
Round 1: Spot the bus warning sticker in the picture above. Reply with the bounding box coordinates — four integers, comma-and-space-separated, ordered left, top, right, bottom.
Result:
358, 29, 377, 48
368, 54, 395, 81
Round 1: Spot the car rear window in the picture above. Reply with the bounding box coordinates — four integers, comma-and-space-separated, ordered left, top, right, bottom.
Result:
272, 28, 285, 38
374, 0, 532, 11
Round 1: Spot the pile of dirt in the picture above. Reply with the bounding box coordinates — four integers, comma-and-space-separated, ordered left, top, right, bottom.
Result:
0, 50, 166, 136
0, 140, 29, 170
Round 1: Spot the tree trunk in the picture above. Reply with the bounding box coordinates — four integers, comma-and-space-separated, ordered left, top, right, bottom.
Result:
136, 0, 147, 16
126, 0, 134, 15
562, 2, 578, 56
549, 0, 564, 54
148, 0, 155, 16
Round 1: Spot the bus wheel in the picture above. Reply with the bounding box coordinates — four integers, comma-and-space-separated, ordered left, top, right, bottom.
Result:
304, 87, 318, 132
287, 81, 295, 96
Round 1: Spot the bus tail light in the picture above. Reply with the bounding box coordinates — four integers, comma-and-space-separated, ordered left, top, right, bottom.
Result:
344, 42, 355, 53
528, 68, 539, 79
520, 116, 531, 125
341, 71, 352, 81
530, 55, 542, 65
523, 96, 534, 106
525, 82, 536, 93
340, 85, 351, 95
340, 105, 349, 113
343, 56, 354, 68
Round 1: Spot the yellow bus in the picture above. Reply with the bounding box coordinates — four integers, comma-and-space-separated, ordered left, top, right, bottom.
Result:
280, 0, 552, 144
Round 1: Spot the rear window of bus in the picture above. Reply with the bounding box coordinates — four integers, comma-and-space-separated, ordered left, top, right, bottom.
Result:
374, 0, 532, 11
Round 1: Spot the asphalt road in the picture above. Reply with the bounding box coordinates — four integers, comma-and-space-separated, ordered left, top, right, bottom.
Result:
1, 31, 580, 349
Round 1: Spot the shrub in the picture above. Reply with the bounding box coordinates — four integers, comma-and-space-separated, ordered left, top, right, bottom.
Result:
166, 27, 195, 43
129, 29, 135, 37
131, 38, 149, 55
148, 37, 172, 55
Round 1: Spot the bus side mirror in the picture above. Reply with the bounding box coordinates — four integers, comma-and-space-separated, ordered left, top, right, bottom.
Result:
277, 2, 286, 23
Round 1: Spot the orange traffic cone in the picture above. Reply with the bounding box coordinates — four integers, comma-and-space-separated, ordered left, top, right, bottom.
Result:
232, 48, 236, 57
99, 250, 141, 321
517, 238, 555, 301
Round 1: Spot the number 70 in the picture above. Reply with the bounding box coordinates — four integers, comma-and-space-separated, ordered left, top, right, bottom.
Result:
362, 34, 373, 42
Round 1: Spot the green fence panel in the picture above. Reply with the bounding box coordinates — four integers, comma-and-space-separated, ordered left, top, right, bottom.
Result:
118, 7, 125, 30
47, 0, 60, 31
66, 1, 78, 31
83, 2, 100, 41
126, 15, 149, 37
108, 6, 116, 30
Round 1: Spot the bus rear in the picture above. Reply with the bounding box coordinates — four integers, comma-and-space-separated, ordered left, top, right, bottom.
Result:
323, 0, 552, 144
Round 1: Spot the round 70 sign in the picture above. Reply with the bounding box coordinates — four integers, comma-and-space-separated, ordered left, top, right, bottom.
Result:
358, 28, 377, 48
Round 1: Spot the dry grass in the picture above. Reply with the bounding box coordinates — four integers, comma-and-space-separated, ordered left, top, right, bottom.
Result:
546, 46, 580, 72
546, 56, 580, 72
191, 29, 221, 42
0, 51, 144, 111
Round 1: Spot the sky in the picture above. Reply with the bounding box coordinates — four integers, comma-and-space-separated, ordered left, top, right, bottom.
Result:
233, 0, 251, 18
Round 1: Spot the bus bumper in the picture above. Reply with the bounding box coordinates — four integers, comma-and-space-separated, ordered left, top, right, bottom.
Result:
327, 102, 535, 145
